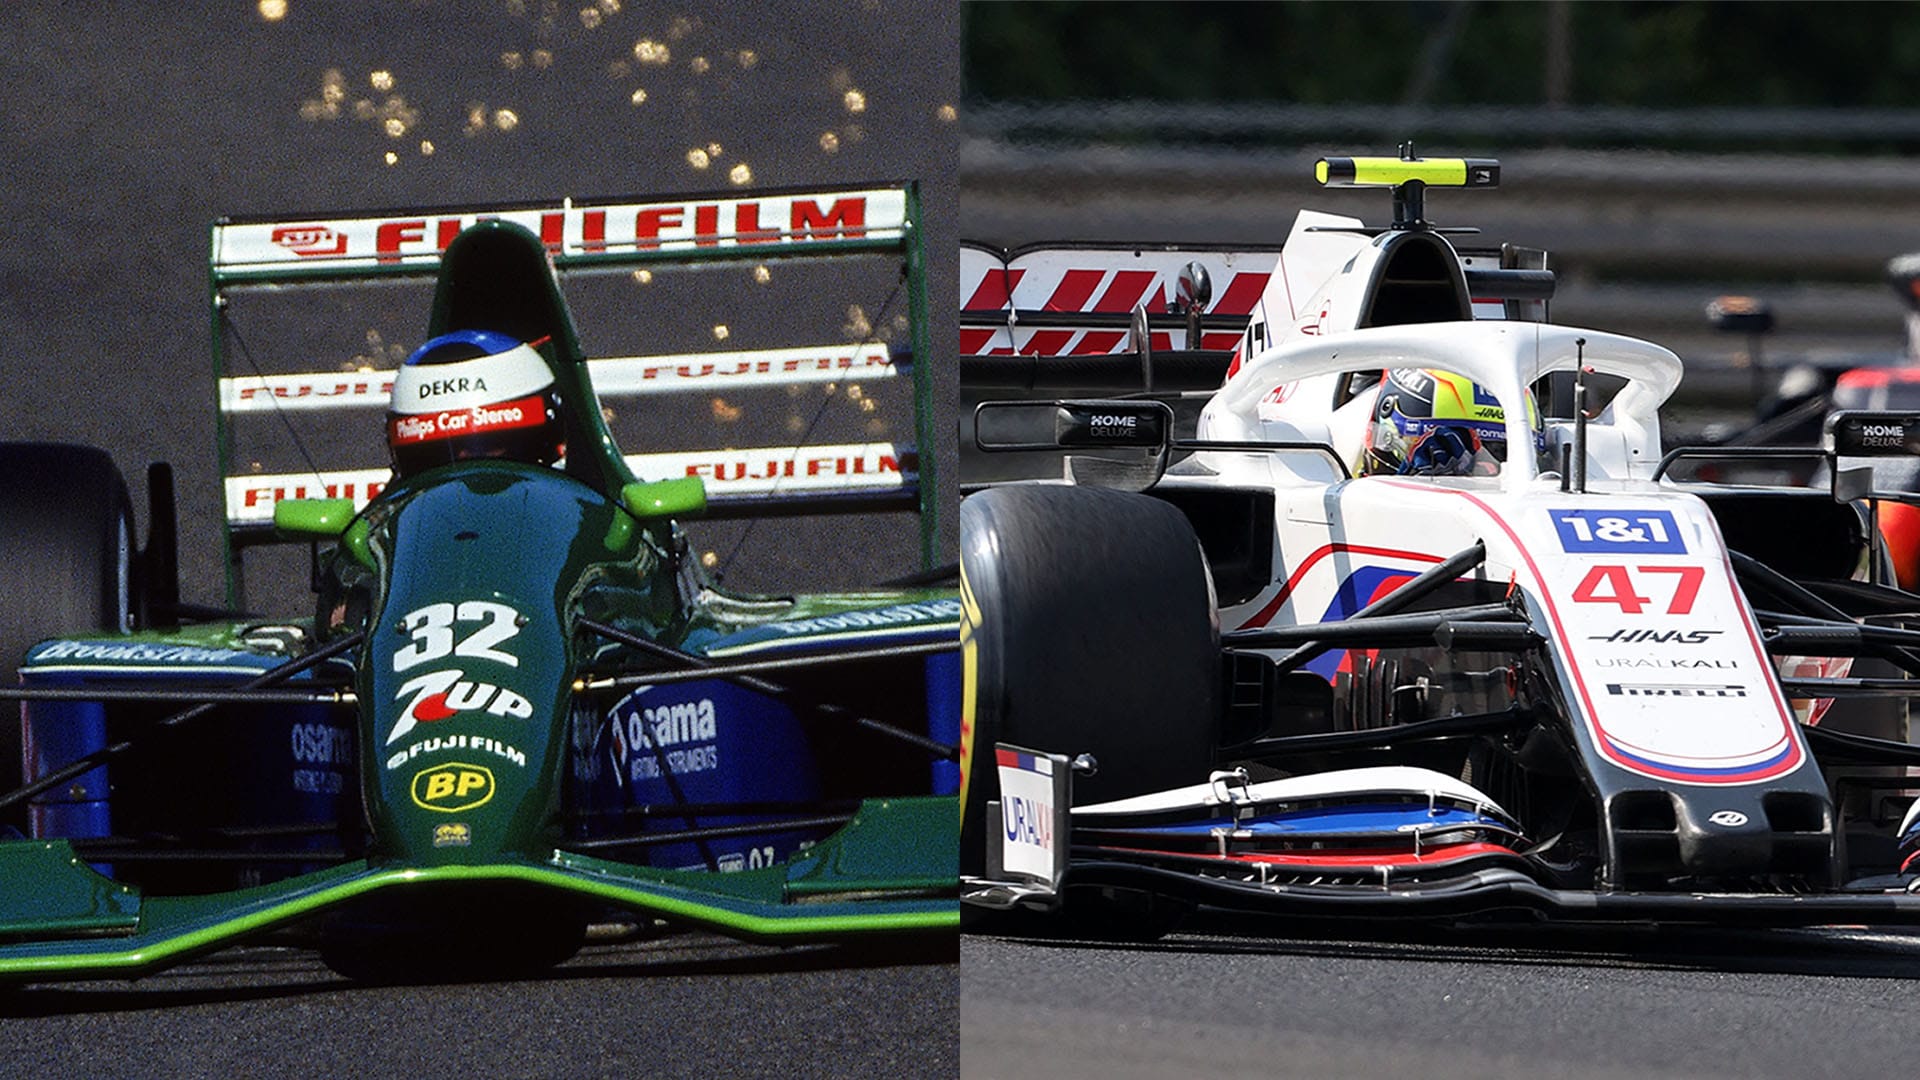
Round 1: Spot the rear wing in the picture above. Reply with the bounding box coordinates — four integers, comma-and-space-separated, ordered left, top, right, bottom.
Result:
209, 183, 937, 603
959, 241, 1278, 359
959, 238, 1550, 389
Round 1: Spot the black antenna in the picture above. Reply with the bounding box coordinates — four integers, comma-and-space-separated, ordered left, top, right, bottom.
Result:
1572, 337, 1589, 494
1392, 141, 1426, 229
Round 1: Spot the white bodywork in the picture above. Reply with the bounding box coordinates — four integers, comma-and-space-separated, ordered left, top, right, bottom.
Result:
1149, 213, 1814, 789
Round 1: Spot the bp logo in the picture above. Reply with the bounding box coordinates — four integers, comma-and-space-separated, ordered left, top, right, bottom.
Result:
411, 762, 495, 812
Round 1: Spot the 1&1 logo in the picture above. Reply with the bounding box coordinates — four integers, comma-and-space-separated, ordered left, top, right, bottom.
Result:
411, 763, 495, 812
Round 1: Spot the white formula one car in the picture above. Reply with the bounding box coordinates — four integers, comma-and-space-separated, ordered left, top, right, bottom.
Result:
959, 152, 1920, 934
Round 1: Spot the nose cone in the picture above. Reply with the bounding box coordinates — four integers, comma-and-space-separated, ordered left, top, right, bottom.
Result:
358, 462, 634, 863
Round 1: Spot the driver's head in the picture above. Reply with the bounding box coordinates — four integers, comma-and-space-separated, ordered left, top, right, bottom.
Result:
1359, 368, 1513, 477
387, 330, 565, 478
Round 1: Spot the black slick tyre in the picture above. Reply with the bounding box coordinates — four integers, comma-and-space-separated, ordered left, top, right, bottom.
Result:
960, 484, 1218, 934
0, 444, 136, 825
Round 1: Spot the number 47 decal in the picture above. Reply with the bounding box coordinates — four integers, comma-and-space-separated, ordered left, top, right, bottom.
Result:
1571, 565, 1705, 615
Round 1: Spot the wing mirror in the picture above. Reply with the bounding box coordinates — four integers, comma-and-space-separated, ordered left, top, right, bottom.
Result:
1174, 261, 1211, 349
621, 476, 707, 519
273, 497, 356, 538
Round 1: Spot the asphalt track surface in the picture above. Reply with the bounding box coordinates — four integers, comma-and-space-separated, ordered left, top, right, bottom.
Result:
962, 912, 1920, 1080
0, 932, 957, 1077
0, 3, 958, 1075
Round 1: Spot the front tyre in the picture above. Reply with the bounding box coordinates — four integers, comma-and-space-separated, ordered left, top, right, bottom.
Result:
960, 485, 1218, 937
0, 444, 136, 827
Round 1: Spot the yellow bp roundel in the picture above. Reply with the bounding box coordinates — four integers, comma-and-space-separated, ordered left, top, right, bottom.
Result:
411, 762, 495, 812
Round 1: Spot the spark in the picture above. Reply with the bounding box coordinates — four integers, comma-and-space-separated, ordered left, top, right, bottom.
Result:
686, 147, 710, 169
419, 139, 435, 156
728, 163, 751, 185
752, 265, 771, 284
301, 73, 346, 117
707, 141, 724, 157
843, 89, 866, 113
712, 324, 730, 341
634, 39, 670, 64
737, 50, 758, 69
937, 103, 957, 123
494, 109, 519, 131
579, 6, 603, 29
258, 0, 288, 21
690, 56, 710, 75
632, 269, 653, 284
700, 551, 718, 569
370, 70, 395, 92
710, 398, 742, 422
383, 151, 398, 165
532, 49, 552, 69
630, 88, 647, 105
502, 51, 524, 70
819, 132, 839, 153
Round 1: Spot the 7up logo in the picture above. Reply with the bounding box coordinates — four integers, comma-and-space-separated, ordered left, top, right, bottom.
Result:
387, 600, 534, 744
388, 669, 534, 744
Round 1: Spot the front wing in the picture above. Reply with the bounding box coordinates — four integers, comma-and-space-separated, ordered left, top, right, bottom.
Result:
0, 796, 955, 982
965, 744, 1920, 930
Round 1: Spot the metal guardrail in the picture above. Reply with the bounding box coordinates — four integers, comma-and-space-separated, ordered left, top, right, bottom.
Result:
967, 101, 1920, 147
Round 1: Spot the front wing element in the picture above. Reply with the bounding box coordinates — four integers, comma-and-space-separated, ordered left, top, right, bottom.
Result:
0, 797, 955, 983
1058, 855, 1920, 928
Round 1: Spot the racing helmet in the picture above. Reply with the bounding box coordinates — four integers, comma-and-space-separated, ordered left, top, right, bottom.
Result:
387, 330, 565, 478
1358, 368, 1540, 477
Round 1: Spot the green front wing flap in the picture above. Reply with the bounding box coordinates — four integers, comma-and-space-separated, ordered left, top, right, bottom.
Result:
0, 796, 955, 982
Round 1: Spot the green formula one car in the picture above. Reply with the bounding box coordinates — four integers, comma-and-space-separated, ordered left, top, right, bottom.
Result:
0, 183, 958, 983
